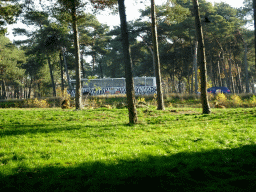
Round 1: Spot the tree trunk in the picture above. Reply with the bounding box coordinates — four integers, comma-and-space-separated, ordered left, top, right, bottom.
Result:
99, 61, 103, 78
231, 75, 235, 93
47, 55, 56, 97
92, 51, 96, 74
209, 58, 214, 86
252, 77, 255, 93
253, 0, 256, 71
38, 83, 41, 97
1, 80, 6, 99
236, 62, 242, 93
61, 48, 72, 89
118, 0, 137, 124
71, 3, 82, 110
59, 52, 64, 96
244, 42, 249, 93
193, 41, 198, 93
228, 56, 232, 90
81, 51, 86, 78
188, 72, 190, 94
217, 55, 222, 87
193, 0, 210, 114
28, 77, 32, 99
151, 0, 164, 110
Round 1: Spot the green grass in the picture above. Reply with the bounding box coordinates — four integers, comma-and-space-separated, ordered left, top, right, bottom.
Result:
0, 107, 256, 191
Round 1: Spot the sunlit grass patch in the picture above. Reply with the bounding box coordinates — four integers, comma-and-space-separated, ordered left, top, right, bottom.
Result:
0, 108, 256, 191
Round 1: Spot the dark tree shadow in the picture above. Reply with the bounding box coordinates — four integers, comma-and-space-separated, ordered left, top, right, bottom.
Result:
1, 144, 256, 192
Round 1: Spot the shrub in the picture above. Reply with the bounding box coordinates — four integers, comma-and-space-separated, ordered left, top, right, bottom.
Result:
215, 93, 227, 104
208, 93, 215, 101
137, 97, 146, 104
150, 93, 157, 106
230, 94, 242, 106
23, 98, 50, 108
168, 102, 173, 107
249, 95, 256, 107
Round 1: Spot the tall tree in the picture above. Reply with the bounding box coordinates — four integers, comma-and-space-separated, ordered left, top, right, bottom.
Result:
55, 0, 85, 109
151, 0, 165, 110
118, 0, 137, 124
71, 1, 82, 109
253, 0, 256, 71
192, 0, 210, 114
0, 35, 25, 99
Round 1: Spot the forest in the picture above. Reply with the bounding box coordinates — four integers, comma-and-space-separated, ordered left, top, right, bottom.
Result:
0, 0, 255, 99
1, 1, 256, 190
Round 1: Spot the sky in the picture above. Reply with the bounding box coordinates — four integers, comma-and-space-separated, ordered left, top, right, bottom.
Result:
97, 0, 245, 28
6, 0, 246, 42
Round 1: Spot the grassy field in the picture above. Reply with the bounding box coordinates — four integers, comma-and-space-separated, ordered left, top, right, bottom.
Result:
0, 107, 256, 191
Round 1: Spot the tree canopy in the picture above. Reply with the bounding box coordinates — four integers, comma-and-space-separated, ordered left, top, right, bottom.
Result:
1, 0, 255, 100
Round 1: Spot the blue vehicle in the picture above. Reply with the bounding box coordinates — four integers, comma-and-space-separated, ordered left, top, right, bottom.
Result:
207, 87, 231, 94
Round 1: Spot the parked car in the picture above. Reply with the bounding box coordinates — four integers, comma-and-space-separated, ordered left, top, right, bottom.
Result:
207, 87, 231, 94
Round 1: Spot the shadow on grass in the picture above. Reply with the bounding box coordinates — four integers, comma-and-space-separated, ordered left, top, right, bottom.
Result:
1, 144, 256, 192
1, 122, 132, 137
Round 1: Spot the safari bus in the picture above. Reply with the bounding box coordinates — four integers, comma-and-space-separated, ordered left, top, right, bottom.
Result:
68, 76, 157, 96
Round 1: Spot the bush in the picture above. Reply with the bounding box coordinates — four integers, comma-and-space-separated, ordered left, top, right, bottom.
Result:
0, 101, 19, 108
23, 98, 50, 108
230, 94, 242, 106
248, 95, 256, 107
215, 93, 227, 105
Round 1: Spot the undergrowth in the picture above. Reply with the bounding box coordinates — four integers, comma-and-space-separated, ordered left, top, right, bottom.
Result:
1, 93, 256, 109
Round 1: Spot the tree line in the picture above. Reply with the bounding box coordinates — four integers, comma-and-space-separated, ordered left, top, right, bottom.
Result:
0, 0, 255, 123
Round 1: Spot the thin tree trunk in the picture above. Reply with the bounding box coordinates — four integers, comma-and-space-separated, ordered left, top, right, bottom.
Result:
38, 83, 41, 97
81, 51, 86, 78
99, 61, 103, 78
193, 41, 198, 93
228, 56, 232, 90
1, 80, 6, 99
244, 42, 249, 93
210, 60, 213, 86
59, 52, 64, 96
71, 3, 82, 109
191, 68, 194, 93
28, 77, 32, 99
231, 75, 235, 93
217, 55, 222, 86
252, 77, 255, 93
47, 55, 56, 97
188, 72, 190, 94
178, 78, 182, 93
118, 0, 137, 124
151, 0, 164, 110
193, 0, 210, 114
92, 51, 96, 74
253, 0, 256, 71
61, 48, 72, 89
236, 62, 242, 93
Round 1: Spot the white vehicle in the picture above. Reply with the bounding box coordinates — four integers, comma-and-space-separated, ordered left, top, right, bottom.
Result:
68, 76, 157, 96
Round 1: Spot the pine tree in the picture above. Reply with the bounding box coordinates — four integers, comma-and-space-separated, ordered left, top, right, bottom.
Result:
118, 0, 137, 124
192, 0, 211, 114
151, 0, 165, 110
